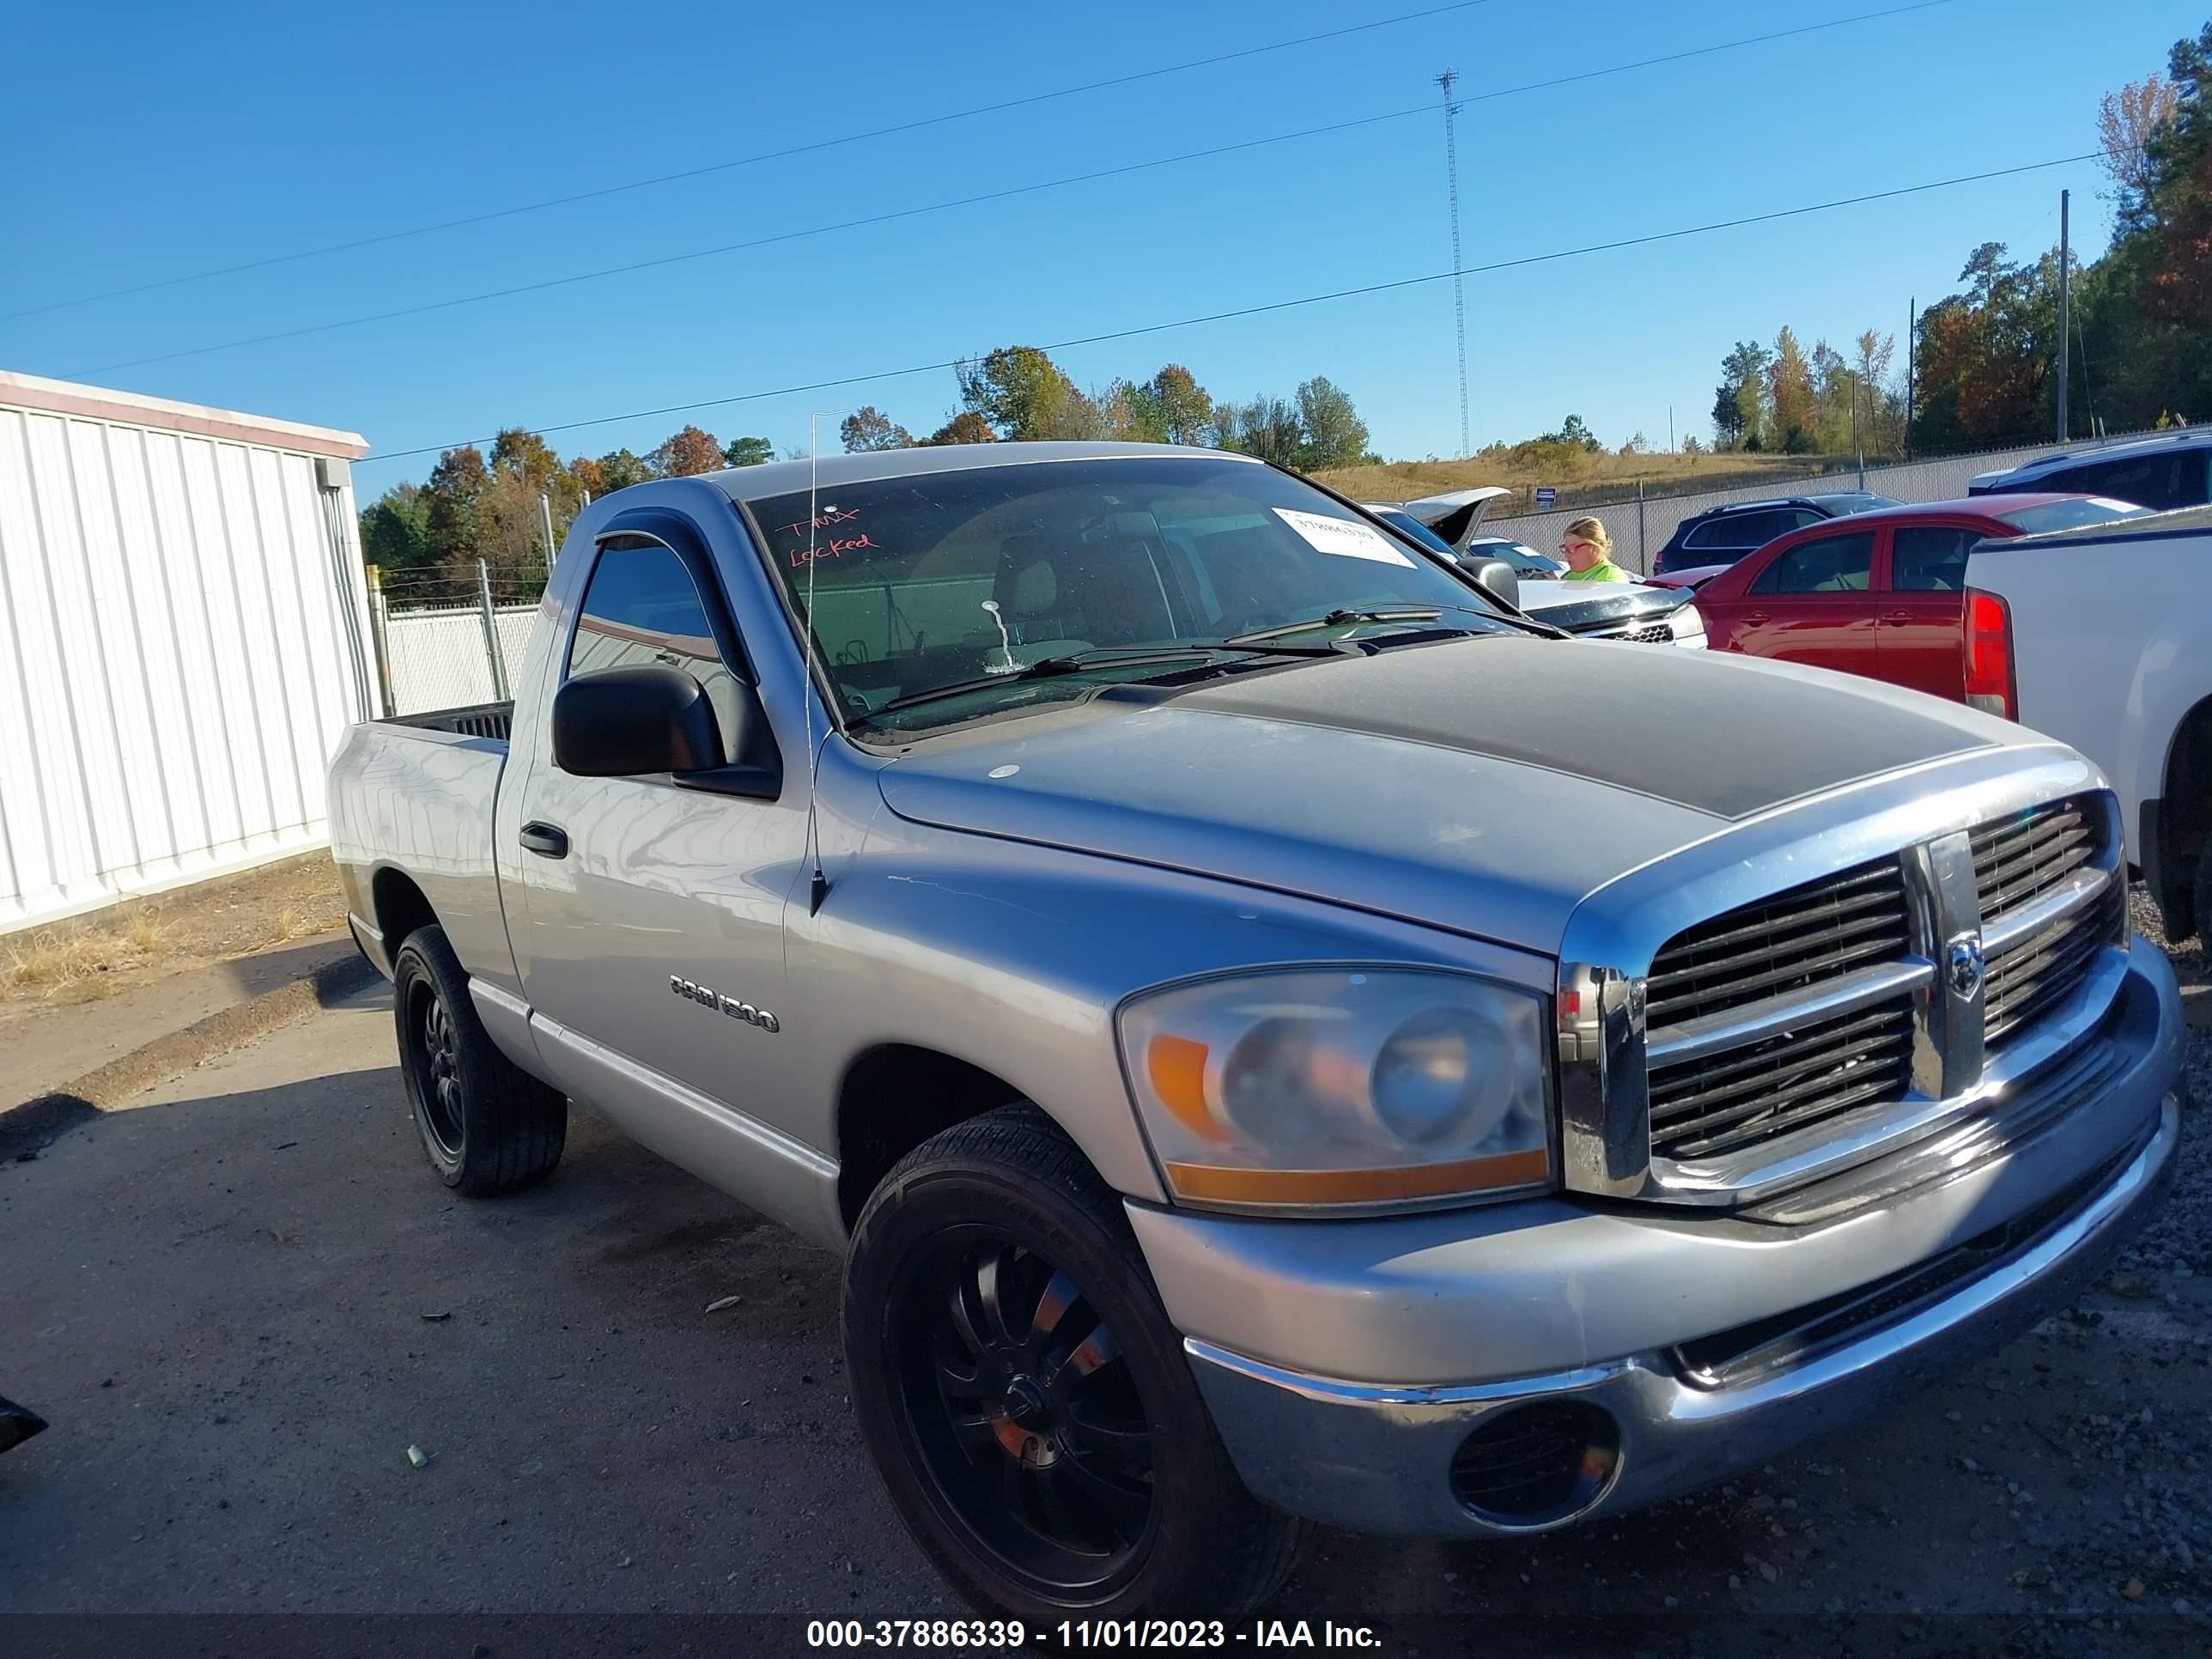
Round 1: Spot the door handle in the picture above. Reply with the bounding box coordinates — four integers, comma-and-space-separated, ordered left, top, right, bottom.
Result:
519, 821, 569, 860
1881, 611, 1912, 624
1743, 611, 1768, 624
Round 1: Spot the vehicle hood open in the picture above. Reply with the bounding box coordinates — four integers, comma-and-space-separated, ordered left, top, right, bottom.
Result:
875, 639, 2002, 955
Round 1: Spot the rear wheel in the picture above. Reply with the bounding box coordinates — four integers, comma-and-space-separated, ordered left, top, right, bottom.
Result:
2185, 829, 2209, 946
843, 1105, 1308, 1620
392, 924, 566, 1195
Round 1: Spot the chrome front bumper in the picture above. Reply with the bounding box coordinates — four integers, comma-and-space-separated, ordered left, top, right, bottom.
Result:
1152, 945, 2184, 1540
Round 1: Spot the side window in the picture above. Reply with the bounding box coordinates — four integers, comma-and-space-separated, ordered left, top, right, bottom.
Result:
1890, 527, 1976, 592
1729, 510, 1798, 549
2057, 455, 2181, 511
1751, 531, 1875, 595
1683, 520, 1722, 550
568, 538, 740, 763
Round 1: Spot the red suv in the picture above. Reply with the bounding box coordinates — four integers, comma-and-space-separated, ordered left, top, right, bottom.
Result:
1693, 495, 2147, 702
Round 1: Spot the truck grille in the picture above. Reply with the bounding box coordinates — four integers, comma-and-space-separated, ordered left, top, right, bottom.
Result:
1650, 998, 1917, 1162
1984, 881, 2124, 1044
1639, 795, 2119, 1176
1972, 797, 2114, 1045
1644, 860, 1911, 1029
1972, 797, 2098, 915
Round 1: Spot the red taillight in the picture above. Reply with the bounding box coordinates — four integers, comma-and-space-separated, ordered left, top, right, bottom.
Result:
1963, 588, 2016, 720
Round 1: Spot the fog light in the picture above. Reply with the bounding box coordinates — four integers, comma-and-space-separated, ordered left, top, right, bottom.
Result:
1449, 1400, 1620, 1528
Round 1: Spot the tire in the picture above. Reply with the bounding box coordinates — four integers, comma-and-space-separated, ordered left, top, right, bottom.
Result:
2191, 823, 2211, 948
391, 924, 566, 1196
842, 1104, 1310, 1621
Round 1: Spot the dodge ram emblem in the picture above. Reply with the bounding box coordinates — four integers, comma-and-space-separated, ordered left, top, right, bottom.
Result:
670, 975, 779, 1033
1947, 935, 1986, 1000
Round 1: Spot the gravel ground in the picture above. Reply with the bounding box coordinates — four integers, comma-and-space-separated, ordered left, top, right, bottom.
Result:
0, 897, 2205, 1659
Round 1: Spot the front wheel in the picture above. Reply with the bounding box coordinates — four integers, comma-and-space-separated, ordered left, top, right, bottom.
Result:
842, 1106, 1308, 1620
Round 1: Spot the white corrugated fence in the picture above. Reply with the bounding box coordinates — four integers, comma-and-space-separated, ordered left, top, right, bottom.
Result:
0, 371, 374, 934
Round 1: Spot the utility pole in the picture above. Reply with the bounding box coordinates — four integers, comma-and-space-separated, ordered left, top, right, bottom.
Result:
1437, 69, 1469, 459
2056, 189, 2071, 443
1850, 374, 1864, 489
1905, 296, 1916, 460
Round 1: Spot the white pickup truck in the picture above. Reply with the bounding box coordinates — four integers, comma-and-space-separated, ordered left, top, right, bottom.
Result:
1965, 505, 2212, 940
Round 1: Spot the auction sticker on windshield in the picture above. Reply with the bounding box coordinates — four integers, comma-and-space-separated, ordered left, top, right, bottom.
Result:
1273, 507, 1414, 567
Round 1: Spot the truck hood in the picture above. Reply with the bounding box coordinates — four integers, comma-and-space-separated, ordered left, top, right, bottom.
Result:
876, 639, 1998, 955
1510, 580, 1680, 632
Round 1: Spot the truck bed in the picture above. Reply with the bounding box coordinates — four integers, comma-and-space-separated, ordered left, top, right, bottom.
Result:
382, 702, 514, 743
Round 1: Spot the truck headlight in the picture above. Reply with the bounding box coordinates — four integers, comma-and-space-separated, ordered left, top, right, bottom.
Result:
1118, 969, 1553, 1212
1667, 603, 1706, 647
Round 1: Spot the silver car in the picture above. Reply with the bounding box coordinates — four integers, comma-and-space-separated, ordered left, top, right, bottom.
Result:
329, 441, 2181, 1621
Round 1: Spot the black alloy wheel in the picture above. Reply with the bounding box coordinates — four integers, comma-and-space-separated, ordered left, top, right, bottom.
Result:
891, 1231, 1155, 1595
405, 975, 466, 1160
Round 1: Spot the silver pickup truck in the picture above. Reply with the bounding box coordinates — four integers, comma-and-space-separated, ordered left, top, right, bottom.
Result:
330, 441, 2185, 1620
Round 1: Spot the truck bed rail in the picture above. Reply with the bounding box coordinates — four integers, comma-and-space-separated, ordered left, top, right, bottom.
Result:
385, 702, 513, 742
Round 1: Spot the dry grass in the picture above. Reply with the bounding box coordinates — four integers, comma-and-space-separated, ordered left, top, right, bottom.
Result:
0, 853, 349, 1009
1, 900, 169, 999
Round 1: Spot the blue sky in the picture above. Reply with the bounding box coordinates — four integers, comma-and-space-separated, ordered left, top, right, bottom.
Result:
4, 1, 2191, 495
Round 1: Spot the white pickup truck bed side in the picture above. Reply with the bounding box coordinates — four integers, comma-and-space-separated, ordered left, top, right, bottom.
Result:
1966, 505, 2212, 936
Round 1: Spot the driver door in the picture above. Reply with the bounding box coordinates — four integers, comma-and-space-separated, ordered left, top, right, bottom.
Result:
511, 528, 814, 1149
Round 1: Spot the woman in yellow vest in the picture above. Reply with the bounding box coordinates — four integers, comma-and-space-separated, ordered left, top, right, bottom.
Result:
1558, 516, 1628, 583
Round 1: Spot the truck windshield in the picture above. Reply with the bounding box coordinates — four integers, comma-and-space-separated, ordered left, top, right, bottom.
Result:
744, 456, 1510, 735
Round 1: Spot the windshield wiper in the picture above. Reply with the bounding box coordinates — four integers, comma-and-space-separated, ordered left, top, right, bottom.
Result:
1223, 607, 1446, 645
863, 642, 1346, 718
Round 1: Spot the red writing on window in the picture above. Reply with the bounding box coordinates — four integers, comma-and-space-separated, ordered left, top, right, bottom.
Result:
777, 506, 861, 537
789, 533, 879, 569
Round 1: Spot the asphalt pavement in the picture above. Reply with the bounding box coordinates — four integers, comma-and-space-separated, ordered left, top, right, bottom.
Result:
3, 971, 2209, 1657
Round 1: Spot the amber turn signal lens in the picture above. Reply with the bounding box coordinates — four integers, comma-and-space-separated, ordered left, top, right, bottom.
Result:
1146, 1035, 1223, 1143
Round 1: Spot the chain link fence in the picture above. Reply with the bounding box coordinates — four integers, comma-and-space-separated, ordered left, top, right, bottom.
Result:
365, 560, 547, 716
1485, 429, 2160, 574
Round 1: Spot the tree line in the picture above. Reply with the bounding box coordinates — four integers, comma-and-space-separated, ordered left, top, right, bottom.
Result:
358, 348, 1373, 600
1709, 18, 2211, 456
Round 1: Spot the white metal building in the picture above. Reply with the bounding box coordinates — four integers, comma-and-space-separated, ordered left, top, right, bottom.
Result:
0, 370, 375, 934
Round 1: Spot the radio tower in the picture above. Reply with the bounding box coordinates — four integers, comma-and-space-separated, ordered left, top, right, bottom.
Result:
1436, 69, 1469, 459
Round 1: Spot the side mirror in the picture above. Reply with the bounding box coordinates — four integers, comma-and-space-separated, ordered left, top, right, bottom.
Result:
552, 664, 722, 776
1458, 554, 1521, 611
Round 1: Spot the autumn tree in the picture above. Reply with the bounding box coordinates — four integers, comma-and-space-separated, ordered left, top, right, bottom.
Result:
1911, 243, 2059, 450
1102, 380, 1166, 442
840, 407, 913, 453
924, 411, 996, 446
1711, 340, 1769, 449
423, 445, 489, 568
956, 346, 1104, 440
1294, 376, 1370, 469
1151, 365, 1215, 445
650, 425, 725, 477
1766, 328, 1817, 451
580, 449, 653, 495
360, 483, 433, 575
1214, 393, 1304, 465
2099, 72, 2179, 208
